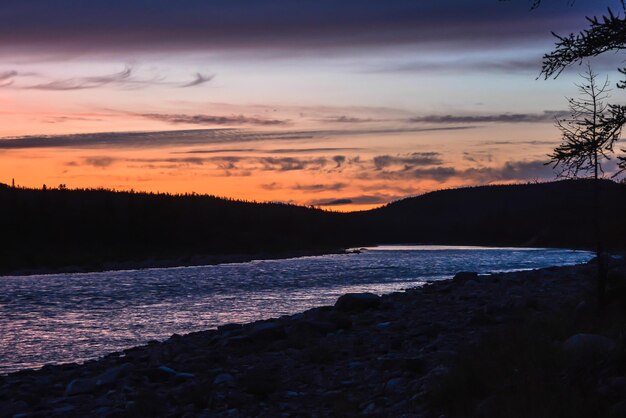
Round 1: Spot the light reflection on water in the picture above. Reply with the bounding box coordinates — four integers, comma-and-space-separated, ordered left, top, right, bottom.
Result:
0, 246, 591, 374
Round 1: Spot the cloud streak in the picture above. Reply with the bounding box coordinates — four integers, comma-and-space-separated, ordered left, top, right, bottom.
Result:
309, 194, 392, 206
5, 67, 214, 91
293, 182, 347, 192
318, 116, 380, 123
0, 70, 18, 81
23, 67, 135, 91
372, 160, 554, 183
180, 73, 215, 88
83, 156, 116, 167
367, 57, 543, 74
138, 112, 288, 126
373, 152, 442, 170
409, 111, 568, 124
0, 126, 473, 150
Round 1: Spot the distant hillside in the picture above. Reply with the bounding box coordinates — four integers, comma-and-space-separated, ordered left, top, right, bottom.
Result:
0, 186, 358, 275
359, 179, 626, 249
1, 180, 625, 275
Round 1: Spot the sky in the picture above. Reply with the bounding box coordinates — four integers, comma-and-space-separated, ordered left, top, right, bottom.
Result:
0, 0, 624, 211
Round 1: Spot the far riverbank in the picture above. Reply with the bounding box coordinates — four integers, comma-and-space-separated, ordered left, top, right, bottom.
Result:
0, 248, 351, 278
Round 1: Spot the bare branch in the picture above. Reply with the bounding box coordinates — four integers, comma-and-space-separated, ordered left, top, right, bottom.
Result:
549, 64, 624, 179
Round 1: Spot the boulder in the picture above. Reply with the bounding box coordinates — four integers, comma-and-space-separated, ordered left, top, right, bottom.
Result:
609, 266, 626, 283
610, 400, 626, 418
453, 271, 479, 284
217, 323, 243, 333
384, 377, 406, 393
0, 400, 29, 417
475, 395, 499, 418
241, 366, 279, 398
95, 362, 134, 387
247, 321, 286, 340
158, 365, 178, 376
563, 333, 616, 364
213, 373, 236, 386
334, 293, 380, 312
65, 377, 96, 396
287, 320, 336, 338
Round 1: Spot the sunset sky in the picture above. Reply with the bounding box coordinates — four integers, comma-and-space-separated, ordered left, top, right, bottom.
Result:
0, 0, 623, 210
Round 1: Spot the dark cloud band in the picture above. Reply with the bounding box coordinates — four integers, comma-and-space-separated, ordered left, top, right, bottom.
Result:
0, 1, 609, 55
0, 126, 473, 150
409, 111, 568, 124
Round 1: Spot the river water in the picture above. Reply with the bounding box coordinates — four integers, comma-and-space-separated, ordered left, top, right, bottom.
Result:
0, 245, 591, 374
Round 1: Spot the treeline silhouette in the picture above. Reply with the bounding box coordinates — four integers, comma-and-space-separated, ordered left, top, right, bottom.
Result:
357, 179, 626, 249
1, 179, 625, 275
0, 185, 360, 275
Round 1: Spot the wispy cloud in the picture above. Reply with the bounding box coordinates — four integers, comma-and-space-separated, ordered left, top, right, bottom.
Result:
173, 148, 258, 154
130, 157, 208, 166
257, 156, 331, 172
462, 151, 493, 163
309, 194, 392, 206
176, 147, 364, 155
370, 159, 554, 183
293, 182, 347, 192
394, 166, 458, 182
41, 115, 105, 124
261, 182, 348, 193
318, 116, 380, 123
0, 70, 19, 87
23, 67, 135, 91
373, 152, 442, 170
463, 160, 555, 182
268, 147, 363, 154
409, 111, 568, 124
83, 156, 116, 167
180, 73, 215, 88
0, 70, 18, 81
5, 67, 214, 91
368, 57, 542, 74
478, 140, 557, 146
137, 112, 288, 126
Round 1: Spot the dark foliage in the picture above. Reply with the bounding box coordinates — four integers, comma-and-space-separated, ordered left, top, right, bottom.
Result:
549, 65, 624, 178
536, 1, 626, 171
540, 4, 626, 80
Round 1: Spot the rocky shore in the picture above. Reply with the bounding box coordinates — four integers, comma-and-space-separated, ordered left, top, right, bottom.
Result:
1, 260, 623, 417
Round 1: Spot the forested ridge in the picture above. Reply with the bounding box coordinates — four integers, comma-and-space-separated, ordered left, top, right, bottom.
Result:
1, 179, 625, 274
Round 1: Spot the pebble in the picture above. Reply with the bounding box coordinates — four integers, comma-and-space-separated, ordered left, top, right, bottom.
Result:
213, 373, 236, 386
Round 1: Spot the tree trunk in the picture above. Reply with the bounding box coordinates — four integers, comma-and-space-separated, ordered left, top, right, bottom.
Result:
593, 155, 606, 308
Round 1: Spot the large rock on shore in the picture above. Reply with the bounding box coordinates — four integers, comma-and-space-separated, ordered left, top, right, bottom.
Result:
95, 362, 134, 387
563, 333, 616, 364
334, 292, 380, 312
453, 271, 479, 284
65, 377, 96, 396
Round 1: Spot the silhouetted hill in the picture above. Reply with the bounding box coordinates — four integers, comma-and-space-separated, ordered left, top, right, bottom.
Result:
360, 179, 626, 249
1, 180, 625, 275
0, 187, 357, 275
